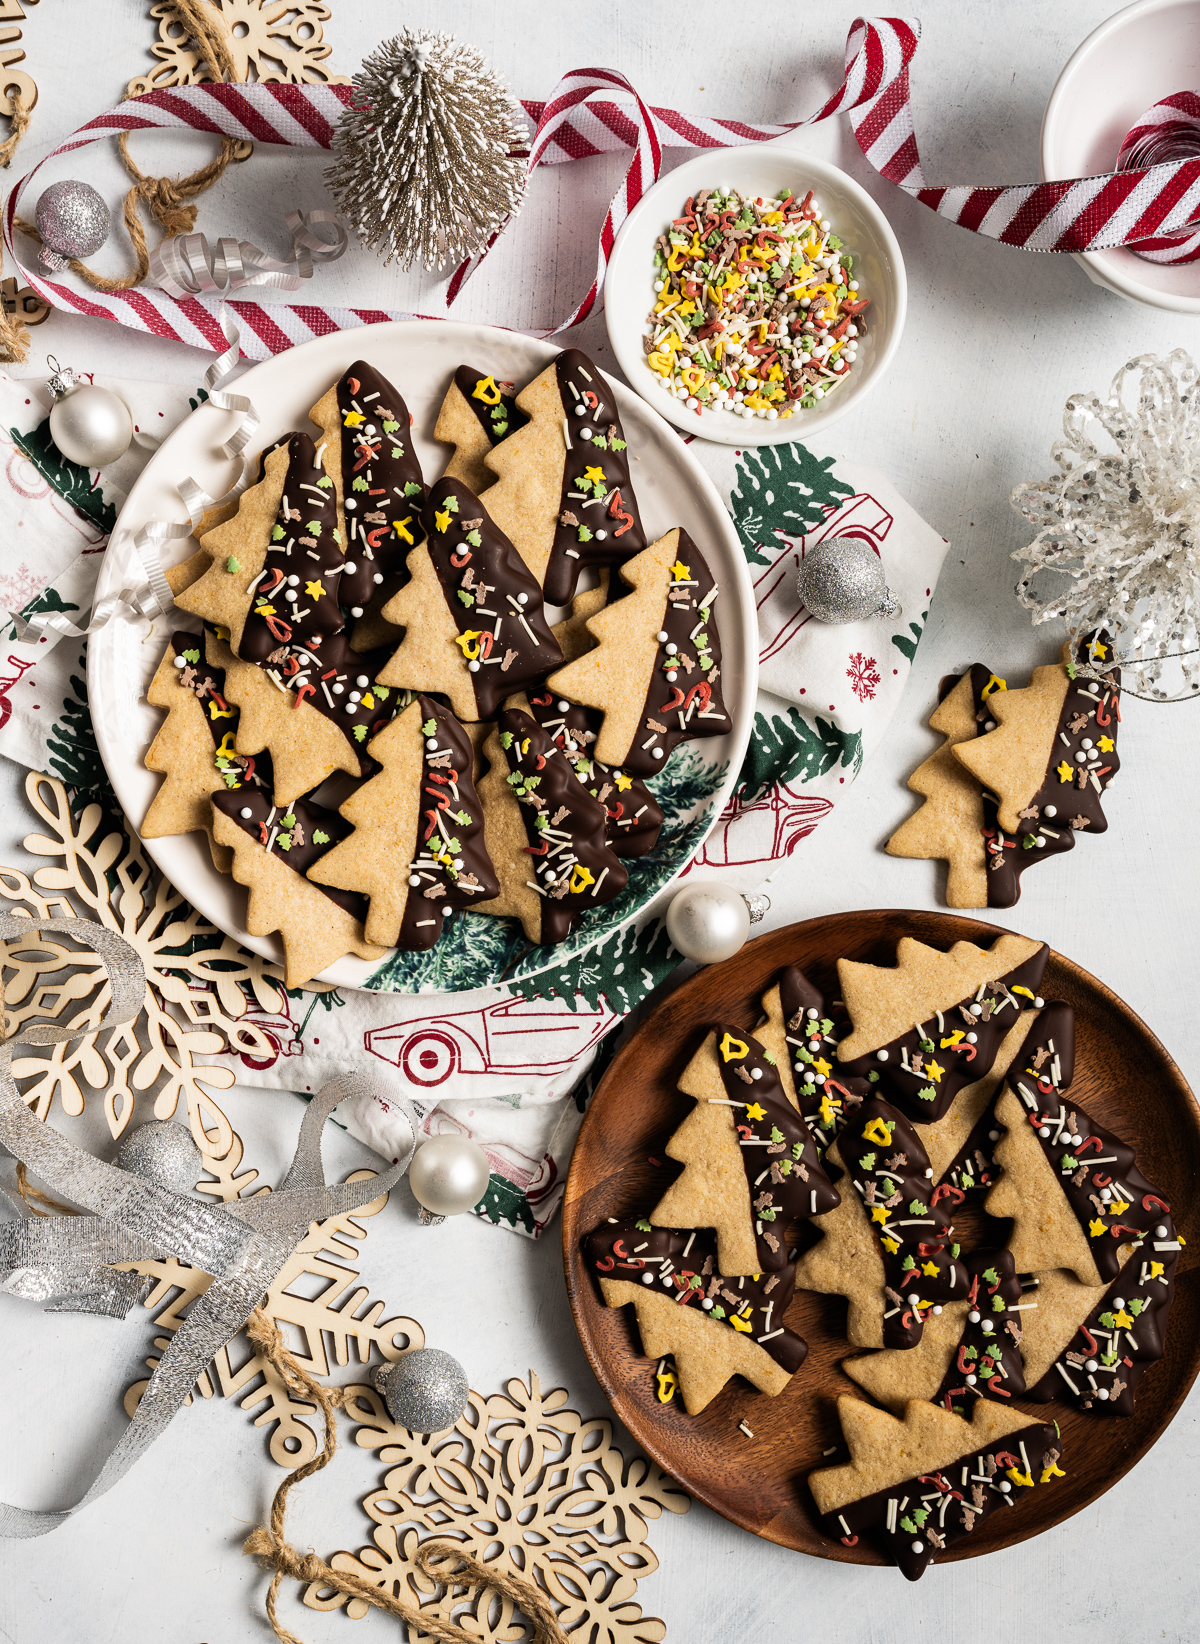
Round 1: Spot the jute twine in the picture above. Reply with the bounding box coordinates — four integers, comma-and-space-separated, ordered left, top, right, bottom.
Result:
14, 1159, 78, 1217
242, 1309, 568, 1644
0, 0, 253, 362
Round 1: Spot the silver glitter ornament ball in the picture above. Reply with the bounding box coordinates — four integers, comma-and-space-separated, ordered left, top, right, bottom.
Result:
796, 536, 901, 624
34, 180, 110, 271
115, 1120, 202, 1194
375, 1348, 469, 1433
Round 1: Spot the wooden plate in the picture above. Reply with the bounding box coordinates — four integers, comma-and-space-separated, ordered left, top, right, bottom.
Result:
561, 910, 1200, 1565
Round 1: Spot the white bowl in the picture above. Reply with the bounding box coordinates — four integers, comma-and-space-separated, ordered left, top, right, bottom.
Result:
1041, 0, 1200, 313
603, 142, 907, 445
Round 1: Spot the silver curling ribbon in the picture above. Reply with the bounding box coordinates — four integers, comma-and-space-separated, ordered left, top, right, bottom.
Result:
0, 916, 410, 1537
148, 208, 347, 301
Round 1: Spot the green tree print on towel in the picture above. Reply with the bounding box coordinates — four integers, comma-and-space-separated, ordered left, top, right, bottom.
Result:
728, 442, 853, 566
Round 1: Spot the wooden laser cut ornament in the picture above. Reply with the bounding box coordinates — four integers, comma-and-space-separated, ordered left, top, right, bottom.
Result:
127, 0, 349, 97
303, 1371, 689, 1639
119, 1087, 424, 1466
0, 773, 296, 1140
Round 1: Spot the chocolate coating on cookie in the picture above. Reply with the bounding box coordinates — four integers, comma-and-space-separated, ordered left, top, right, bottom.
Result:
547, 349, 647, 606
713, 1024, 839, 1271
454, 365, 527, 445
238, 432, 345, 664
423, 479, 563, 720
212, 787, 367, 922
523, 685, 664, 858
839, 943, 1049, 1124
494, 707, 628, 945
584, 1215, 807, 1376
336, 361, 425, 612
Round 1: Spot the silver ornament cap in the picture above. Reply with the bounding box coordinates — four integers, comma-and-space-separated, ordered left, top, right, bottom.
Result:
35, 180, 110, 271
115, 1120, 202, 1194
409, 1134, 491, 1220
665, 882, 761, 964
796, 536, 901, 624
374, 1348, 469, 1433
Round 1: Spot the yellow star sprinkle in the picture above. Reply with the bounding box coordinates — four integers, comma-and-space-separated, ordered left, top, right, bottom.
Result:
881, 1236, 900, 1256
669, 560, 691, 582
922, 1260, 941, 1277
924, 1059, 945, 1084
1149, 1261, 1165, 1279
393, 516, 414, 543
744, 1102, 767, 1122
1098, 735, 1114, 752
811, 1056, 832, 1079
1109, 1199, 1130, 1216
304, 579, 325, 601
870, 1206, 890, 1225
583, 465, 605, 486
1111, 1308, 1135, 1329
1088, 1218, 1106, 1238
1089, 640, 1109, 660
342, 410, 365, 427
1057, 761, 1074, 783
434, 509, 452, 534
614, 771, 633, 792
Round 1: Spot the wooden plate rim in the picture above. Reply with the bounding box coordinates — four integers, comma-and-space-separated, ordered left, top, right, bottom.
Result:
561, 909, 1200, 1562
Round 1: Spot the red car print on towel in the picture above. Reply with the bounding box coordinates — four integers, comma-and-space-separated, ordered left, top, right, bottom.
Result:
692, 787, 833, 870
755, 491, 894, 667
0, 654, 35, 730
365, 995, 614, 1089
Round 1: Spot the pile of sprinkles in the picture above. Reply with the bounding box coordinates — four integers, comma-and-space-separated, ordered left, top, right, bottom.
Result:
644, 186, 869, 420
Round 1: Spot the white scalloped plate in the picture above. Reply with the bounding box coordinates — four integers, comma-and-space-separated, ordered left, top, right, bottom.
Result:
88, 321, 756, 994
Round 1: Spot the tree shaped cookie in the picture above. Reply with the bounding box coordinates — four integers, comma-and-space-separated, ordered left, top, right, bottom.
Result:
912, 1009, 1037, 1195
843, 1248, 1028, 1416
792, 1098, 968, 1349
835, 931, 1048, 1123
212, 632, 393, 809
809, 1395, 1065, 1581
473, 706, 628, 945
307, 696, 498, 950
886, 664, 1011, 907
546, 528, 732, 775
518, 584, 664, 858
984, 1003, 1173, 1287
1016, 1234, 1178, 1417
307, 359, 426, 619
482, 347, 647, 605
142, 629, 237, 871
434, 366, 526, 497
584, 1216, 806, 1414
211, 788, 385, 988
953, 635, 1121, 856
753, 963, 869, 1150
377, 477, 562, 721
651, 1026, 838, 1276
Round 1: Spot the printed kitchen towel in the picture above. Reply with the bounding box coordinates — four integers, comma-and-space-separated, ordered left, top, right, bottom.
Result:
0, 370, 947, 1235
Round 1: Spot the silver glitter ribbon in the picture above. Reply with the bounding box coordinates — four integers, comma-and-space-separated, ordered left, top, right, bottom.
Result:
0, 915, 412, 1538
147, 208, 347, 299
10, 315, 260, 648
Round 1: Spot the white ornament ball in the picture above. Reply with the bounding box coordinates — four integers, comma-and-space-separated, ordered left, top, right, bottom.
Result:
665, 882, 754, 964
115, 1120, 202, 1194
49, 383, 134, 468
796, 536, 901, 624
409, 1134, 491, 1218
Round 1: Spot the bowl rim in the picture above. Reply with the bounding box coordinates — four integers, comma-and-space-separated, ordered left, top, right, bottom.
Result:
1039, 0, 1200, 314
603, 140, 908, 445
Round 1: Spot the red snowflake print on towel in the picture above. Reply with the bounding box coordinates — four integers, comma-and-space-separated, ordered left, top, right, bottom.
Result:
846, 652, 881, 703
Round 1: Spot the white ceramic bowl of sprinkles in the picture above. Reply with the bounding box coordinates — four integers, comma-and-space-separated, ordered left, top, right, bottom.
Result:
604, 143, 907, 446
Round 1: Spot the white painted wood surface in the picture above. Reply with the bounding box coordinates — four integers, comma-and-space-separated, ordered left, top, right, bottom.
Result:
1, 3, 1198, 1639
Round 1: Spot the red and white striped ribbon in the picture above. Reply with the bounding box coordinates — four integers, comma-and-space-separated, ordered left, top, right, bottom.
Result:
1115, 92, 1200, 262
6, 18, 1200, 360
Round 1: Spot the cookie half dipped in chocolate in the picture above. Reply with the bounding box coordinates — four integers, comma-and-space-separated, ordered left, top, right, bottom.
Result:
546, 527, 732, 776
307, 696, 498, 951
483, 347, 648, 605
377, 478, 563, 722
